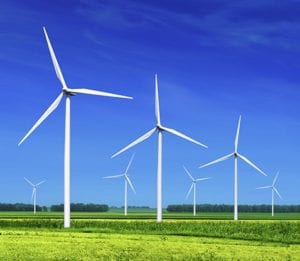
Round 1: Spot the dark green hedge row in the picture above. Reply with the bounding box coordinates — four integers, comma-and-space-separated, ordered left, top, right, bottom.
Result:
0, 203, 45, 211
50, 203, 109, 212
0, 203, 109, 212
167, 204, 300, 213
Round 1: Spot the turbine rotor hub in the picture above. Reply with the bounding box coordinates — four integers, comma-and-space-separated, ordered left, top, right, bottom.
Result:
63, 89, 76, 96
156, 125, 164, 131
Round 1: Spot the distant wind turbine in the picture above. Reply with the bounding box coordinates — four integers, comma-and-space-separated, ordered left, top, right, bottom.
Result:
103, 154, 136, 216
183, 166, 211, 216
256, 171, 282, 216
18, 27, 132, 228
24, 177, 45, 214
199, 116, 266, 220
112, 74, 207, 222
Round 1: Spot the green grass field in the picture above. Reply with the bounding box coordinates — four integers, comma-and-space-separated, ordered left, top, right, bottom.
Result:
0, 210, 300, 219
0, 211, 299, 260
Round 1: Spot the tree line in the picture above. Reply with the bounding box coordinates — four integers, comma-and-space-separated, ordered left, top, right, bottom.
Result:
0, 203, 45, 211
50, 203, 109, 212
0, 203, 109, 212
2, 203, 299, 212
167, 204, 300, 213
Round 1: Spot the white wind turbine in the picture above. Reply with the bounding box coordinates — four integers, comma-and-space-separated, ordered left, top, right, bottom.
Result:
112, 74, 207, 222
24, 177, 45, 214
183, 166, 211, 216
103, 154, 136, 216
199, 116, 266, 220
256, 171, 282, 216
18, 27, 132, 228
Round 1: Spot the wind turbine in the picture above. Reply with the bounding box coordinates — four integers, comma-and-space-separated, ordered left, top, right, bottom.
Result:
18, 27, 132, 228
256, 171, 282, 216
24, 177, 45, 214
183, 166, 211, 216
103, 154, 136, 216
112, 74, 207, 222
199, 116, 266, 220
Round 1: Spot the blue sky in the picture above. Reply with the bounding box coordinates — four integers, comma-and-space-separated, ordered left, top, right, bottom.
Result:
0, 0, 299, 207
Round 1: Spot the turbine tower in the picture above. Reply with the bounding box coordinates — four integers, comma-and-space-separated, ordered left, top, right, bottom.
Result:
103, 154, 136, 216
24, 177, 45, 214
183, 166, 211, 216
199, 116, 266, 220
18, 27, 132, 228
112, 74, 207, 222
256, 171, 282, 216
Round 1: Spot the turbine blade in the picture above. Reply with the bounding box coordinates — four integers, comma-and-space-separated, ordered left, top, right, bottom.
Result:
18, 92, 64, 146
155, 74, 161, 125
183, 165, 194, 181
112, 128, 157, 158
70, 88, 132, 99
238, 153, 267, 176
125, 175, 136, 194
161, 126, 207, 148
273, 171, 280, 186
199, 153, 234, 169
256, 186, 272, 189
24, 177, 34, 187
195, 177, 211, 182
235, 115, 241, 152
36, 181, 45, 187
102, 174, 124, 179
185, 183, 194, 200
273, 187, 282, 199
125, 153, 135, 174
43, 27, 67, 88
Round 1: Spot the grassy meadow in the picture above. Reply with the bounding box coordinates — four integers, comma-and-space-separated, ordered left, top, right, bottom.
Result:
0, 210, 300, 219
0, 211, 299, 260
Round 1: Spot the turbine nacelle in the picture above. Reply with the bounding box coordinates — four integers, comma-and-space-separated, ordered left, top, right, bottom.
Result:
156, 124, 164, 132
63, 88, 77, 96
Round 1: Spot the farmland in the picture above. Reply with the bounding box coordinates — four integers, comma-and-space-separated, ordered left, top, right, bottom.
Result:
0, 212, 299, 260
0, 210, 300, 220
